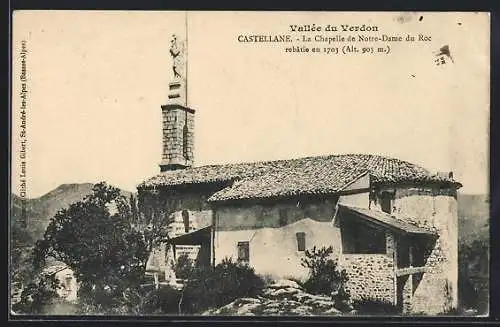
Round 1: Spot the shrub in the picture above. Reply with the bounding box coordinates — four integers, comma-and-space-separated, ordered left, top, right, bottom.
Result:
181, 257, 265, 314
140, 285, 181, 314
352, 296, 400, 315
75, 284, 181, 315
173, 254, 193, 280
300, 246, 350, 311
12, 274, 60, 314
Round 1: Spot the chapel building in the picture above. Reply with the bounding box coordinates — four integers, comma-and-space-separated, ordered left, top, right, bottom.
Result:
138, 35, 461, 314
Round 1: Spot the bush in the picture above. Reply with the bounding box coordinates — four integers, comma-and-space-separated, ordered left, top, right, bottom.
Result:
140, 285, 181, 314
173, 254, 193, 280
300, 246, 350, 311
12, 274, 60, 314
181, 257, 265, 314
352, 296, 400, 315
76, 284, 181, 315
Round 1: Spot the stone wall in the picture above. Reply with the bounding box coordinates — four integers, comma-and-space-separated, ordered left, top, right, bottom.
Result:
339, 232, 395, 303
340, 254, 395, 303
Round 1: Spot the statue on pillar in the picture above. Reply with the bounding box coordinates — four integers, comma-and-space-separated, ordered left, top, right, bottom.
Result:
169, 34, 187, 80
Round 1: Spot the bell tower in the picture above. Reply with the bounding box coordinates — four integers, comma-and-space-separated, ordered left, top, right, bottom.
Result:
160, 32, 195, 172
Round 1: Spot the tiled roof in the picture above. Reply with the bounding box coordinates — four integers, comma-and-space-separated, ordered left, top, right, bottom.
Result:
337, 204, 437, 236
138, 154, 461, 202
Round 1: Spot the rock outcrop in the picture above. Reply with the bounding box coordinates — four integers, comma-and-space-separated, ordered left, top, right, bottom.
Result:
203, 279, 343, 316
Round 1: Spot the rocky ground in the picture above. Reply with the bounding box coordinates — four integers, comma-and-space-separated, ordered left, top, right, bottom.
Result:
203, 279, 351, 316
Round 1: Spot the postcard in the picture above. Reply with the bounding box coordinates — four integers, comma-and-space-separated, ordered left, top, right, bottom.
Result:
10, 11, 490, 317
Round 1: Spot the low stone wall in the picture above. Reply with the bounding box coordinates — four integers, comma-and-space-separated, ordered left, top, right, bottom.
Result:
341, 254, 394, 303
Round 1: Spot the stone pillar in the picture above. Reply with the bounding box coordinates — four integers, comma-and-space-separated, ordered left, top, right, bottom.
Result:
386, 232, 397, 305
403, 275, 413, 314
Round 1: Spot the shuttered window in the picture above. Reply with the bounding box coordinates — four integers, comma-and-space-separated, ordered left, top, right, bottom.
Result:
296, 232, 306, 252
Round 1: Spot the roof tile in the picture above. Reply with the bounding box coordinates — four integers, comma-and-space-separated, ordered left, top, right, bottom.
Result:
138, 154, 460, 202
338, 204, 437, 235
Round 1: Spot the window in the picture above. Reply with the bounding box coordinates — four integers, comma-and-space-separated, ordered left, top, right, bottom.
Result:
296, 232, 306, 252
182, 210, 190, 233
237, 241, 250, 262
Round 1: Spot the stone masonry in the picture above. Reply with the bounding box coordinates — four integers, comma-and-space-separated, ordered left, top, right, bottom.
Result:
340, 232, 395, 303
160, 105, 195, 170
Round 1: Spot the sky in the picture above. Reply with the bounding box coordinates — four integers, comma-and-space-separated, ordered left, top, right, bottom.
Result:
11, 11, 490, 197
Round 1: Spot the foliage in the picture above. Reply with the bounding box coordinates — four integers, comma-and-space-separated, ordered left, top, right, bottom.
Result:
33, 182, 169, 314
458, 238, 489, 315
129, 194, 139, 226
351, 296, 400, 315
173, 254, 193, 280
12, 273, 60, 314
75, 284, 181, 315
181, 257, 265, 314
300, 246, 350, 311
11, 223, 35, 285
140, 285, 181, 314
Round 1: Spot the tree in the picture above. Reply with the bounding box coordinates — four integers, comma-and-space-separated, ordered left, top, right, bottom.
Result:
34, 182, 166, 313
458, 238, 489, 314
11, 223, 35, 285
129, 194, 139, 226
